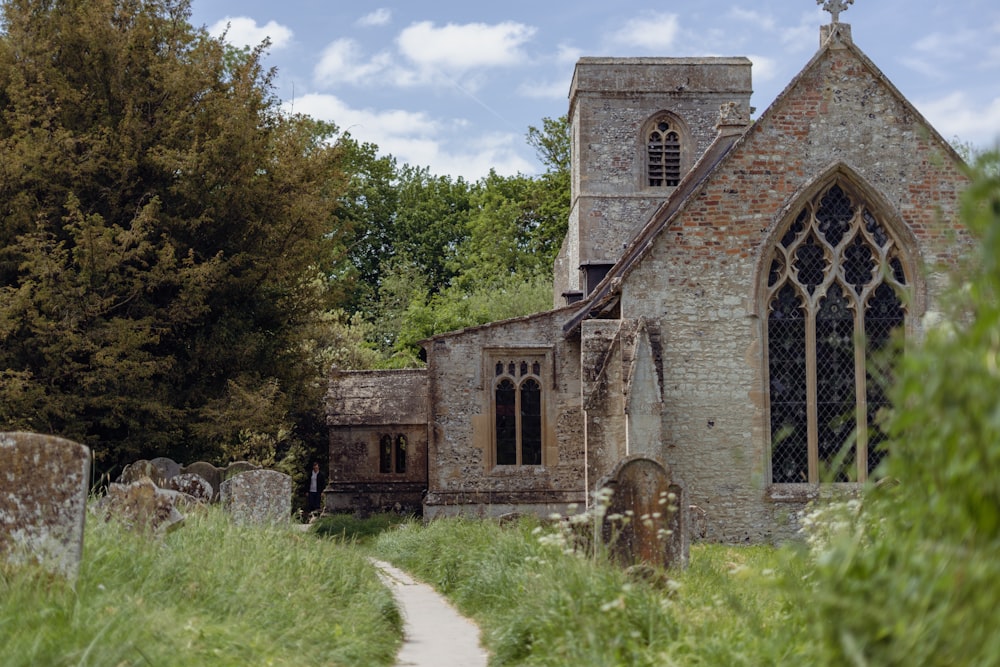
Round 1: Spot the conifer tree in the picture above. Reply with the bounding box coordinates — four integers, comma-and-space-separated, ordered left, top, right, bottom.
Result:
0, 0, 347, 474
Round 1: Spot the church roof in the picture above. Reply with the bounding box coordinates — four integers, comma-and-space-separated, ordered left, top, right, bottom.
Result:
561, 21, 965, 337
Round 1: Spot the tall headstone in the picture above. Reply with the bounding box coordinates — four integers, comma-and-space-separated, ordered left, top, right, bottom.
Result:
220, 469, 291, 525
600, 456, 689, 569
0, 432, 90, 578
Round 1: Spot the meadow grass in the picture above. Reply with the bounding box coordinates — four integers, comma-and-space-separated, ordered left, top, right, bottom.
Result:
371, 515, 804, 666
0, 504, 400, 667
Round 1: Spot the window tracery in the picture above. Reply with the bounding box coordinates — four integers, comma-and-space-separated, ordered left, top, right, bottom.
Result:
491, 353, 546, 466
646, 116, 683, 187
766, 183, 907, 484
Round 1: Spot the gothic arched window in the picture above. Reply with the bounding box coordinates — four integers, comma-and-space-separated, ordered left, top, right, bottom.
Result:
646, 117, 683, 187
493, 355, 544, 466
765, 183, 907, 484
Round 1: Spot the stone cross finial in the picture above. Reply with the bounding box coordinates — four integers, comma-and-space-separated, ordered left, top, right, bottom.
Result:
817, 0, 853, 23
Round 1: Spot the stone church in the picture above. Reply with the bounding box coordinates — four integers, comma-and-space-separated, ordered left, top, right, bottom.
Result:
325, 12, 972, 542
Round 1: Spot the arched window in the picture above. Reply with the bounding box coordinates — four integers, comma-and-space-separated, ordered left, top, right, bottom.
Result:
493, 357, 544, 466
647, 117, 682, 187
765, 183, 907, 484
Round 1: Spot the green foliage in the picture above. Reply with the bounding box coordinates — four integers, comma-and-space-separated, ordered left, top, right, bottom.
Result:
0, 505, 400, 666
0, 0, 347, 472
775, 151, 1000, 666
395, 271, 553, 354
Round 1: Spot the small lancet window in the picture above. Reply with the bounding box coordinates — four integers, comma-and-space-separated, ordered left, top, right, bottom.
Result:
395, 435, 407, 474
379, 434, 392, 474
648, 120, 682, 187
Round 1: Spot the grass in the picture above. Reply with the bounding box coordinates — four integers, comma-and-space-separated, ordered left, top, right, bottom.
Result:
0, 504, 401, 667
370, 515, 804, 666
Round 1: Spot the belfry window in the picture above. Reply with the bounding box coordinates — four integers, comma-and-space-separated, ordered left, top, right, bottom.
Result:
493, 355, 544, 466
647, 120, 682, 187
766, 183, 907, 484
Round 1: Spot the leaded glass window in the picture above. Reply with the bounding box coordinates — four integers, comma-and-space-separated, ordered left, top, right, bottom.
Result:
766, 183, 907, 483
492, 355, 545, 466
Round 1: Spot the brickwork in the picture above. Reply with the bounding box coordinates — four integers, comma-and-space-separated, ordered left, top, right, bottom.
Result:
613, 32, 971, 541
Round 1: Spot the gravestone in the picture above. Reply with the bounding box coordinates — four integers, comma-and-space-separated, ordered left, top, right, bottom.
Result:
97, 478, 185, 533
223, 461, 259, 480
149, 457, 181, 485
167, 473, 213, 503
181, 461, 223, 501
0, 432, 90, 578
599, 455, 688, 569
220, 469, 291, 525
119, 459, 155, 484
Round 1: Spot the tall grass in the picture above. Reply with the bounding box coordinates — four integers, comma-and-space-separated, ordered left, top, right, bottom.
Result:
0, 505, 400, 667
372, 516, 801, 665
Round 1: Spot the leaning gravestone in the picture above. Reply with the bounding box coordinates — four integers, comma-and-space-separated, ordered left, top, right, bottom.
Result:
220, 469, 291, 525
167, 473, 213, 503
0, 432, 90, 578
97, 478, 186, 534
119, 459, 155, 484
600, 455, 689, 569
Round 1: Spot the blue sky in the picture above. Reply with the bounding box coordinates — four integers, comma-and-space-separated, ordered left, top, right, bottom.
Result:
188, 0, 1000, 181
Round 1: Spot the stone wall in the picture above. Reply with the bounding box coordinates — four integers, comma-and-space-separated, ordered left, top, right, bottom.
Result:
423, 309, 586, 518
555, 57, 753, 302
616, 33, 972, 541
326, 369, 429, 513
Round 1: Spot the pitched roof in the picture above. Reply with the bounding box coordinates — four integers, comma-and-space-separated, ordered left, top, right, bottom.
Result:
561, 22, 966, 336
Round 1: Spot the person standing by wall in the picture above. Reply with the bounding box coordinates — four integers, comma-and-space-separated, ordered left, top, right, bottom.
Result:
307, 462, 326, 516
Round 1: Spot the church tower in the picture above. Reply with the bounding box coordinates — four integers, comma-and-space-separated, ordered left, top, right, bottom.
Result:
553, 57, 754, 304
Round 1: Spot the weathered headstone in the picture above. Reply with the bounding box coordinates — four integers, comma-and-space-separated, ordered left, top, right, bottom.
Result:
149, 457, 181, 485
223, 461, 259, 479
0, 432, 90, 578
97, 478, 185, 533
220, 469, 291, 525
599, 455, 688, 569
119, 459, 155, 484
181, 461, 223, 501
167, 473, 213, 503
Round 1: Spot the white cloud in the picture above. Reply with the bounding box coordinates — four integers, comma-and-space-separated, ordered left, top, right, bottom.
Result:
397, 21, 536, 74
747, 54, 778, 82
517, 79, 569, 100
556, 44, 584, 66
916, 92, 1000, 147
728, 8, 776, 31
357, 8, 391, 28
207, 16, 292, 50
284, 93, 535, 180
608, 13, 680, 51
314, 38, 394, 86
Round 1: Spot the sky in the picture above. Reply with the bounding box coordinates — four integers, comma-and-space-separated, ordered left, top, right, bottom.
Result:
187, 0, 1000, 181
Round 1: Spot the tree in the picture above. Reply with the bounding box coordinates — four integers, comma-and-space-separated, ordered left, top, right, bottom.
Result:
0, 0, 347, 474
